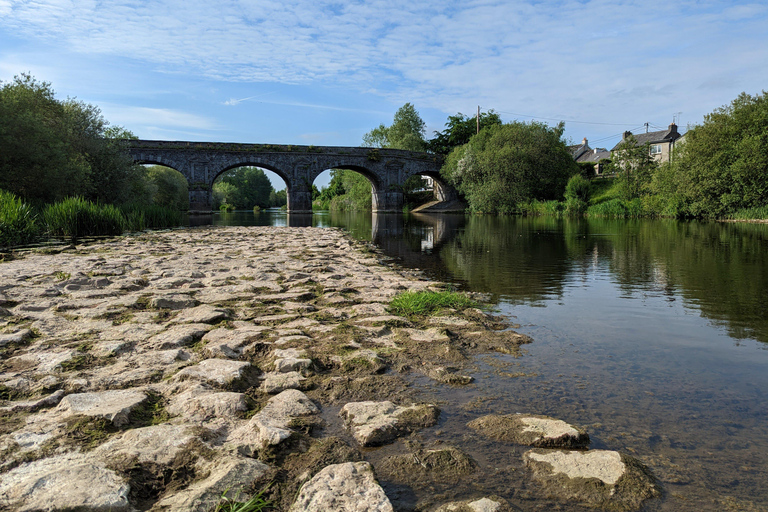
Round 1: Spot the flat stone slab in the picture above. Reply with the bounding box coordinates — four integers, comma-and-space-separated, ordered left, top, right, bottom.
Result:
400, 327, 451, 343
166, 384, 248, 421
57, 389, 148, 427
0, 329, 33, 347
261, 371, 306, 394
146, 323, 211, 350
0, 390, 65, 413
468, 414, 589, 449
173, 359, 257, 390
152, 455, 270, 512
94, 424, 198, 465
435, 497, 506, 512
524, 449, 660, 511
171, 304, 230, 324
340, 401, 440, 446
0, 453, 131, 511
148, 293, 198, 310
229, 389, 319, 455
289, 461, 393, 512
273, 348, 313, 373
201, 326, 267, 358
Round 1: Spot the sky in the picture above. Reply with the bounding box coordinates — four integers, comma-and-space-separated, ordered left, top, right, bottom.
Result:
1, 0, 767, 190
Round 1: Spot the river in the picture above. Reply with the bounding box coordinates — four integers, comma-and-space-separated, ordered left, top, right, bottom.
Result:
201, 210, 768, 511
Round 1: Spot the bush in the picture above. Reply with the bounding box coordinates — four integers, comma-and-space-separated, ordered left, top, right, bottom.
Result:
564, 175, 592, 202
0, 189, 39, 248
43, 197, 124, 243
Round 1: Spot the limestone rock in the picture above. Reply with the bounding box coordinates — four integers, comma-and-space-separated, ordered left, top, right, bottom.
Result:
435, 497, 511, 512
524, 449, 660, 511
94, 424, 199, 465
57, 388, 148, 427
171, 304, 230, 324
201, 326, 267, 358
340, 401, 440, 446
273, 348, 313, 373
146, 323, 211, 350
229, 389, 319, 455
468, 414, 589, 449
148, 293, 198, 310
0, 453, 131, 511
289, 461, 393, 512
151, 455, 270, 512
426, 366, 474, 385
400, 327, 450, 343
0, 329, 33, 347
173, 359, 258, 390
0, 389, 65, 413
261, 371, 306, 394
166, 384, 248, 421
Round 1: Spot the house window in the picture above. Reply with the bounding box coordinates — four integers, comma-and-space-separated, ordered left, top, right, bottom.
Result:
650, 144, 662, 155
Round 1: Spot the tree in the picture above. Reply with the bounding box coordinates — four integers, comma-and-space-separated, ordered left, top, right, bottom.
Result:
146, 165, 189, 210
657, 91, 768, 217
0, 74, 87, 203
442, 121, 577, 213
0, 73, 146, 205
362, 103, 427, 152
607, 135, 658, 201
216, 167, 274, 209
427, 110, 502, 155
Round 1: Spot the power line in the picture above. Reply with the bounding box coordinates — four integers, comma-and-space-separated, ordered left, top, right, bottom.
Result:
494, 109, 638, 127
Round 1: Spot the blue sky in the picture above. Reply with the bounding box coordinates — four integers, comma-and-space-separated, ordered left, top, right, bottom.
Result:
1, 0, 767, 190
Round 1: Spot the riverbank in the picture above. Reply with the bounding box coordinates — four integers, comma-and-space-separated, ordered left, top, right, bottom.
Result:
0, 226, 659, 511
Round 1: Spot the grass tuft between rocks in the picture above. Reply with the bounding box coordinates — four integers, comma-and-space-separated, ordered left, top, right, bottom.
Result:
388, 290, 477, 317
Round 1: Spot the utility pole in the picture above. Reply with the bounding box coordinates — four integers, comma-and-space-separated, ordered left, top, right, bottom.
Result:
644, 122, 649, 133
477, 106, 480, 135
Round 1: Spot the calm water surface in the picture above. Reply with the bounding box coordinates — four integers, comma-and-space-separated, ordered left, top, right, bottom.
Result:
205, 211, 768, 511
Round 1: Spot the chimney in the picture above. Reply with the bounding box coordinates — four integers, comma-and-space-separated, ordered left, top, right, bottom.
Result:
623, 131, 632, 140
668, 123, 678, 136
582, 137, 588, 146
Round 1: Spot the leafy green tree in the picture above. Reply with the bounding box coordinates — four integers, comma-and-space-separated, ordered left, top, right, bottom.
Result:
658, 91, 768, 217
0, 73, 146, 205
269, 189, 287, 207
212, 181, 241, 209
146, 165, 189, 210
0, 74, 88, 203
427, 110, 502, 155
362, 103, 427, 152
215, 167, 274, 209
607, 135, 657, 200
442, 121, 577, 213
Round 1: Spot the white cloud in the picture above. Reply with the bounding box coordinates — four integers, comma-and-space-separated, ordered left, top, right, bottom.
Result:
1, 0, 767, 142
99, 104, 217, 131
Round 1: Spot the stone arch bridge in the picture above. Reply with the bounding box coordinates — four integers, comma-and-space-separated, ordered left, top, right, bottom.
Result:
125, 140, 449, 213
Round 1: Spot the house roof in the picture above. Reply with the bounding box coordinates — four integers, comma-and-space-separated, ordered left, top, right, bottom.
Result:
577, 148, 611, 163
612, 123, 681, 150
568, 138, 591, 160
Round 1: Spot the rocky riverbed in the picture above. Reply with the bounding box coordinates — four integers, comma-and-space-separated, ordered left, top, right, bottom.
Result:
0, 226, 659, 511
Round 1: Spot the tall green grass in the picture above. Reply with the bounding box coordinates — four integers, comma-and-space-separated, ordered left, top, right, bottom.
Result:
44, 197, 125, 243
586, 198, 647, 218
120, 203, 184, 231
0, 190, 40, 248
726, 206, 768, 220
389, 290, 477, 317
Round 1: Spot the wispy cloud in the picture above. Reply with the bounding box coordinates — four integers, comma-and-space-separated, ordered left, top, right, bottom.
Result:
99, 104, 217, 131
2, 0, 767, 141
